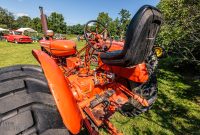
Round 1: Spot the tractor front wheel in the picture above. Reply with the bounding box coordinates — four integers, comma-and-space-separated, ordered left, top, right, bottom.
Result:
0, 65, 69, 135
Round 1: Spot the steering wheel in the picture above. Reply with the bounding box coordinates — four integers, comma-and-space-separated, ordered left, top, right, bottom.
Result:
84, 20, 112, 52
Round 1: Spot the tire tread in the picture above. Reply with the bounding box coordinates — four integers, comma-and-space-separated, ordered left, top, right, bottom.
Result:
0, 65, 69, 135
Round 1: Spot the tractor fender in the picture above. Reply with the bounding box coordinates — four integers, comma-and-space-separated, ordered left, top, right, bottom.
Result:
32, 49, 82, 134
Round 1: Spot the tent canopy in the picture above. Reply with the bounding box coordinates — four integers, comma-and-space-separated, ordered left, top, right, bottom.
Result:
17, 28, 37, 33
0, 28, 9, 32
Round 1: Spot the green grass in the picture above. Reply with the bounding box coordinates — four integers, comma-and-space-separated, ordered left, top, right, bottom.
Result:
0, 40, 200, 135
66, 34, 78, 40
0, 41, 40, 67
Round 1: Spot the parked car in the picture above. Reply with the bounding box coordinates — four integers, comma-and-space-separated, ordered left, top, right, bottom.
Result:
5, 30, 32, 44
2, 33, 9, 40
17, 28, 39, 42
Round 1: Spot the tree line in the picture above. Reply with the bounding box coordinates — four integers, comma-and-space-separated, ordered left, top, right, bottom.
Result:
0, 6, 131, 38
0, 7, 66, 34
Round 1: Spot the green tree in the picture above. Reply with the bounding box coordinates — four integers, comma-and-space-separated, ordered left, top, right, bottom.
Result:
31, 17, 42, 33
97, 12, 112, 26
109, 17, 120, 38
0, 6, 15, 29
118, 9, 131, 39
97, 12, 112, 34
157, 0, 200, 68
16, 16, 32, 28
67, 24, 84, 35
48, 12, 67, 34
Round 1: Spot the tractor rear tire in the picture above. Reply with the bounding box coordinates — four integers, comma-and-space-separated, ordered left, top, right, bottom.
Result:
120, 52, 158, 117
0, 65, 69, 135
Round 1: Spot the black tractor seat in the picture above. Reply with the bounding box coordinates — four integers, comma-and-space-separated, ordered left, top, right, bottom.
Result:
100, 5, 163, 67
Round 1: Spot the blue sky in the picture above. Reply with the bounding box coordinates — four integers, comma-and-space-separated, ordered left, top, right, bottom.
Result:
0, 0, 160, 25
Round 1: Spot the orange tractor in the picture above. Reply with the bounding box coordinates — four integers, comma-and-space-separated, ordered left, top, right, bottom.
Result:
0, 5, 163, 135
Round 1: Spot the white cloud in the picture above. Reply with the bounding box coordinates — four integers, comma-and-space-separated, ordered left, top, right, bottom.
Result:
15, 13, 29, 17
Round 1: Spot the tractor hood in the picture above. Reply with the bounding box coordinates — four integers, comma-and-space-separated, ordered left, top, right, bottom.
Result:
40, 39, 77, 57
50, 40, 76, 50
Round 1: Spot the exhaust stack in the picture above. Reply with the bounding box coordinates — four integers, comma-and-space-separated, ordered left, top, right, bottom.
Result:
39, 6, 48, 37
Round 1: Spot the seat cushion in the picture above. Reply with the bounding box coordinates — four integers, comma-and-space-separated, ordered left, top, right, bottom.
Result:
100, 57, 126, 66
100, 50, 127, 66
100, 50, 123, 60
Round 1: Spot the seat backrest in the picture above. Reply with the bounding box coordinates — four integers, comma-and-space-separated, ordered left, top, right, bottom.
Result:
122, 5, 163, 66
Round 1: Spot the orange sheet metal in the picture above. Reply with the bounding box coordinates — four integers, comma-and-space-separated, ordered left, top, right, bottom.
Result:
99, 60, 149, 83
32, 49, 82, 134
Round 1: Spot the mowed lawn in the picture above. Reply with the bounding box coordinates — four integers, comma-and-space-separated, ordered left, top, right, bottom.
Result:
0, 40, 200, 135
0, 41, 40, 67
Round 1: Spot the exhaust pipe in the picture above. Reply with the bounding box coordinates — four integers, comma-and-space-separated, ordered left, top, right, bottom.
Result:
39, 6, 48, 37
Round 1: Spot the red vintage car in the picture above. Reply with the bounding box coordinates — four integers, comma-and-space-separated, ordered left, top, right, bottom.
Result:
5, 30, 32, 44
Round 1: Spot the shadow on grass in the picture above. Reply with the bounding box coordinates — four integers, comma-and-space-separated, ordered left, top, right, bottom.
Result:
177, 77, 200, 104
142, 69, 200, 134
